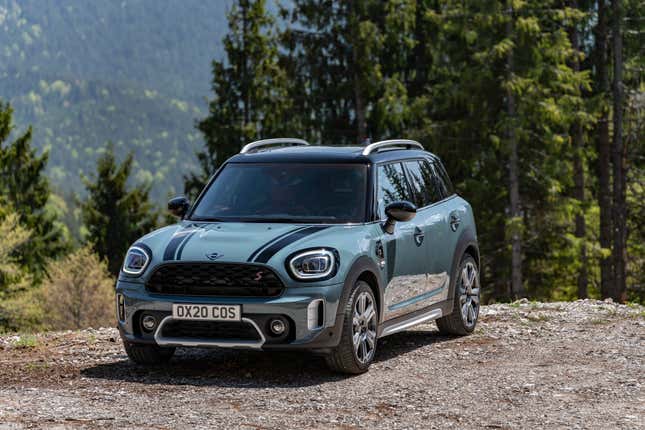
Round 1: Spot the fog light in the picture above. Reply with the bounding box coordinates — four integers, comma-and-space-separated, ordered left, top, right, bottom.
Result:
269, 318, 286, 335
141, 315, 157, 332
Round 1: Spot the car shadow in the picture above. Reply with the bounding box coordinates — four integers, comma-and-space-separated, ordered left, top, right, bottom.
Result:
81, 327, 456, 388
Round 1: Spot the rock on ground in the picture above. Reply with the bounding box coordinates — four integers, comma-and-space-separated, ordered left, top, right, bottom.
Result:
0, 300, 643, 429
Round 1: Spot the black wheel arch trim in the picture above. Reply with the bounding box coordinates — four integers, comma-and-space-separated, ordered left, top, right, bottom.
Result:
446, 227, 480, 313
298, 255, 385, 352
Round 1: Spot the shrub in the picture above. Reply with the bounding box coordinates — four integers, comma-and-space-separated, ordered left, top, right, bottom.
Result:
41, 246, 115, 330
0, 212, 39, 332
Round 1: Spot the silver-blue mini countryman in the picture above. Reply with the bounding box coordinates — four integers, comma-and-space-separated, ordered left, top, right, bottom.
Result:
116, 138, 480, 373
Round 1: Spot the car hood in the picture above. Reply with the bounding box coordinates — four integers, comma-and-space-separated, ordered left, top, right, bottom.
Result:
123, 220, 377, 286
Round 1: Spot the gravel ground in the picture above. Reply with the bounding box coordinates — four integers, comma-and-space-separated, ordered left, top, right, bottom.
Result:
0, 299, 643, 429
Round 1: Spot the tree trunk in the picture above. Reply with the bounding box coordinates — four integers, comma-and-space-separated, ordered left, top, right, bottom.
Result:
574, 122, 588, 298
595, 0, 613, 299
569, 1, 588, 298
353, 65, 367, 144
506, 2, 524, 298
611, 0, 627, 302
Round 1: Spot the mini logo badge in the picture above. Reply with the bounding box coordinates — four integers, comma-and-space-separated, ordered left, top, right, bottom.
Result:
206, 252, 223, 261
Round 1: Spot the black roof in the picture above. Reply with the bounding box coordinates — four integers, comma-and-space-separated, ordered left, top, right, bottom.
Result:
226, 145, 438, 165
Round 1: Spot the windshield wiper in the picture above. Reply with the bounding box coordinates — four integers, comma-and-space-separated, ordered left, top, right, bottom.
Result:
189, 216, 224, 222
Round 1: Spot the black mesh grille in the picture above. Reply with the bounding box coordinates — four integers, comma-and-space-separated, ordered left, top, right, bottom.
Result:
146, 263, 284, 297
161, 320, 261, 341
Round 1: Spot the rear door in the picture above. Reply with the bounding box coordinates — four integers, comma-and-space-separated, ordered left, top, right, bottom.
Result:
428, 158, 462, 285
400, 158, 453, 308
375, 162, 429, 321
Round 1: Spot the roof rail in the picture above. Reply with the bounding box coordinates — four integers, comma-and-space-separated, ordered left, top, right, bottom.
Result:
362, 139, 424, 156
240, 138, 310, 154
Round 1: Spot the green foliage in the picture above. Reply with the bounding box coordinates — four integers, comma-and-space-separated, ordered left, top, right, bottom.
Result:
81, 144, 157, 276
0, 101, 68, 274
185, 0, 640, 304
0, 212, 31, 298
186, 0, 292, 198
0, 211, 41, 332
11, 334, 39, 348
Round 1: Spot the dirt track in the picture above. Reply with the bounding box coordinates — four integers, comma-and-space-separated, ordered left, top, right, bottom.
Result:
0, 300, 643, 429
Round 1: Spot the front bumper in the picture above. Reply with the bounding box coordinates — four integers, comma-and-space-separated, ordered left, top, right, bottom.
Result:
116, 280, 345, 352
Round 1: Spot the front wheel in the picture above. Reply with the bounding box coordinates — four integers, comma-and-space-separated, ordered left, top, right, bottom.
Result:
436, 254, 480, 335
325, 281, 378, 374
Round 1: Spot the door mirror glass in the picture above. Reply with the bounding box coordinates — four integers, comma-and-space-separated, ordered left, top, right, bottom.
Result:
168, 196, 190, 218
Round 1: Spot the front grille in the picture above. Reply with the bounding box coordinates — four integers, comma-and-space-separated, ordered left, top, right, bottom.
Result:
146, 262, 284, 297
161, 320, 261, 341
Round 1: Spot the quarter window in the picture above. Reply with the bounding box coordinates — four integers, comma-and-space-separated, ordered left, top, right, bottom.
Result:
433, 160, 455, 197
404, 160, 443, 207
376, 163, 410, 219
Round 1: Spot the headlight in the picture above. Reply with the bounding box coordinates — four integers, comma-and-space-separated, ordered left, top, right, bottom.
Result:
122, 246, 151, 275
286, 248, 338, 281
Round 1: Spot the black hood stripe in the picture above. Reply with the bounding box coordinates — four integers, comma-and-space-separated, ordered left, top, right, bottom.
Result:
246, 226, 308, 262
163, 229, 199, 261
254, 226, 330, 263
175, 230, 198, 260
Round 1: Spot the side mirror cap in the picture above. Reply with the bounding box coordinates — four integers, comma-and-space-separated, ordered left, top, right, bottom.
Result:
168, 196, 190, 218
383, 201, 417, 234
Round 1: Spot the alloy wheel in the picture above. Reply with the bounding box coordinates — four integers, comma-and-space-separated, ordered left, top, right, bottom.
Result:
459, 261, 480, 329
352, 291, 377, 364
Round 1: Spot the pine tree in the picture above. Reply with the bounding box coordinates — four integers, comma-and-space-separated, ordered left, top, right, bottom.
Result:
398, 1, 589, 299
186, 0, 291, 198
0, 101, 68, 274
282, 0, 385, 144
81, 144, 157, 276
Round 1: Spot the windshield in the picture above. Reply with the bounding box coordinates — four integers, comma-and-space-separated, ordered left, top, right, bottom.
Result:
190, 163, 368, 223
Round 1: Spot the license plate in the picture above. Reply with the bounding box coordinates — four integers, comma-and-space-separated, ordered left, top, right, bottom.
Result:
172, 304, 241, 321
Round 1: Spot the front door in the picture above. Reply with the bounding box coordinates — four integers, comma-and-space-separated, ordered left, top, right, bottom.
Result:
375, 162, 429, 320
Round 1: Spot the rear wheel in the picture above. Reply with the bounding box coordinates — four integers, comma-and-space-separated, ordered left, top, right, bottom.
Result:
325, 281, 378, 374
436, 254, 480, 335
123, 339, 175, 365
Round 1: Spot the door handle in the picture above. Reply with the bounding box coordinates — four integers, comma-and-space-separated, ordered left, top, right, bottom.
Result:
449, 214, 461, 232
413, 226, 425, 246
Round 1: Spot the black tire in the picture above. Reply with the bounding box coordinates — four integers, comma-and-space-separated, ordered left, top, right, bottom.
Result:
123, 339, 175, 365
436, 254, 480, 336
325, 281, 378, 374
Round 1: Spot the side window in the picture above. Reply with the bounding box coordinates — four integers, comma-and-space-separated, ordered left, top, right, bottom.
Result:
404, 160, 442, 207
376, 163, 409, 219
432, 160, 455, 197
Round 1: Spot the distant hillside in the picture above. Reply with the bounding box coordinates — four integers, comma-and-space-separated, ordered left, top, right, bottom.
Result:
0, 0, 233, 202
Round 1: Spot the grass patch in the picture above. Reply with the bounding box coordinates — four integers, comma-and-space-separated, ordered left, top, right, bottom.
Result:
589, 318, 610, 325
628, 310, 645, 320
25, 362, 49, 371
12, 334, 39, 348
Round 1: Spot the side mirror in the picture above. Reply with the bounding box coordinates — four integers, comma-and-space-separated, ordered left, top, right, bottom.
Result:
168, 196, 190, 218
383, 201, 417, 234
